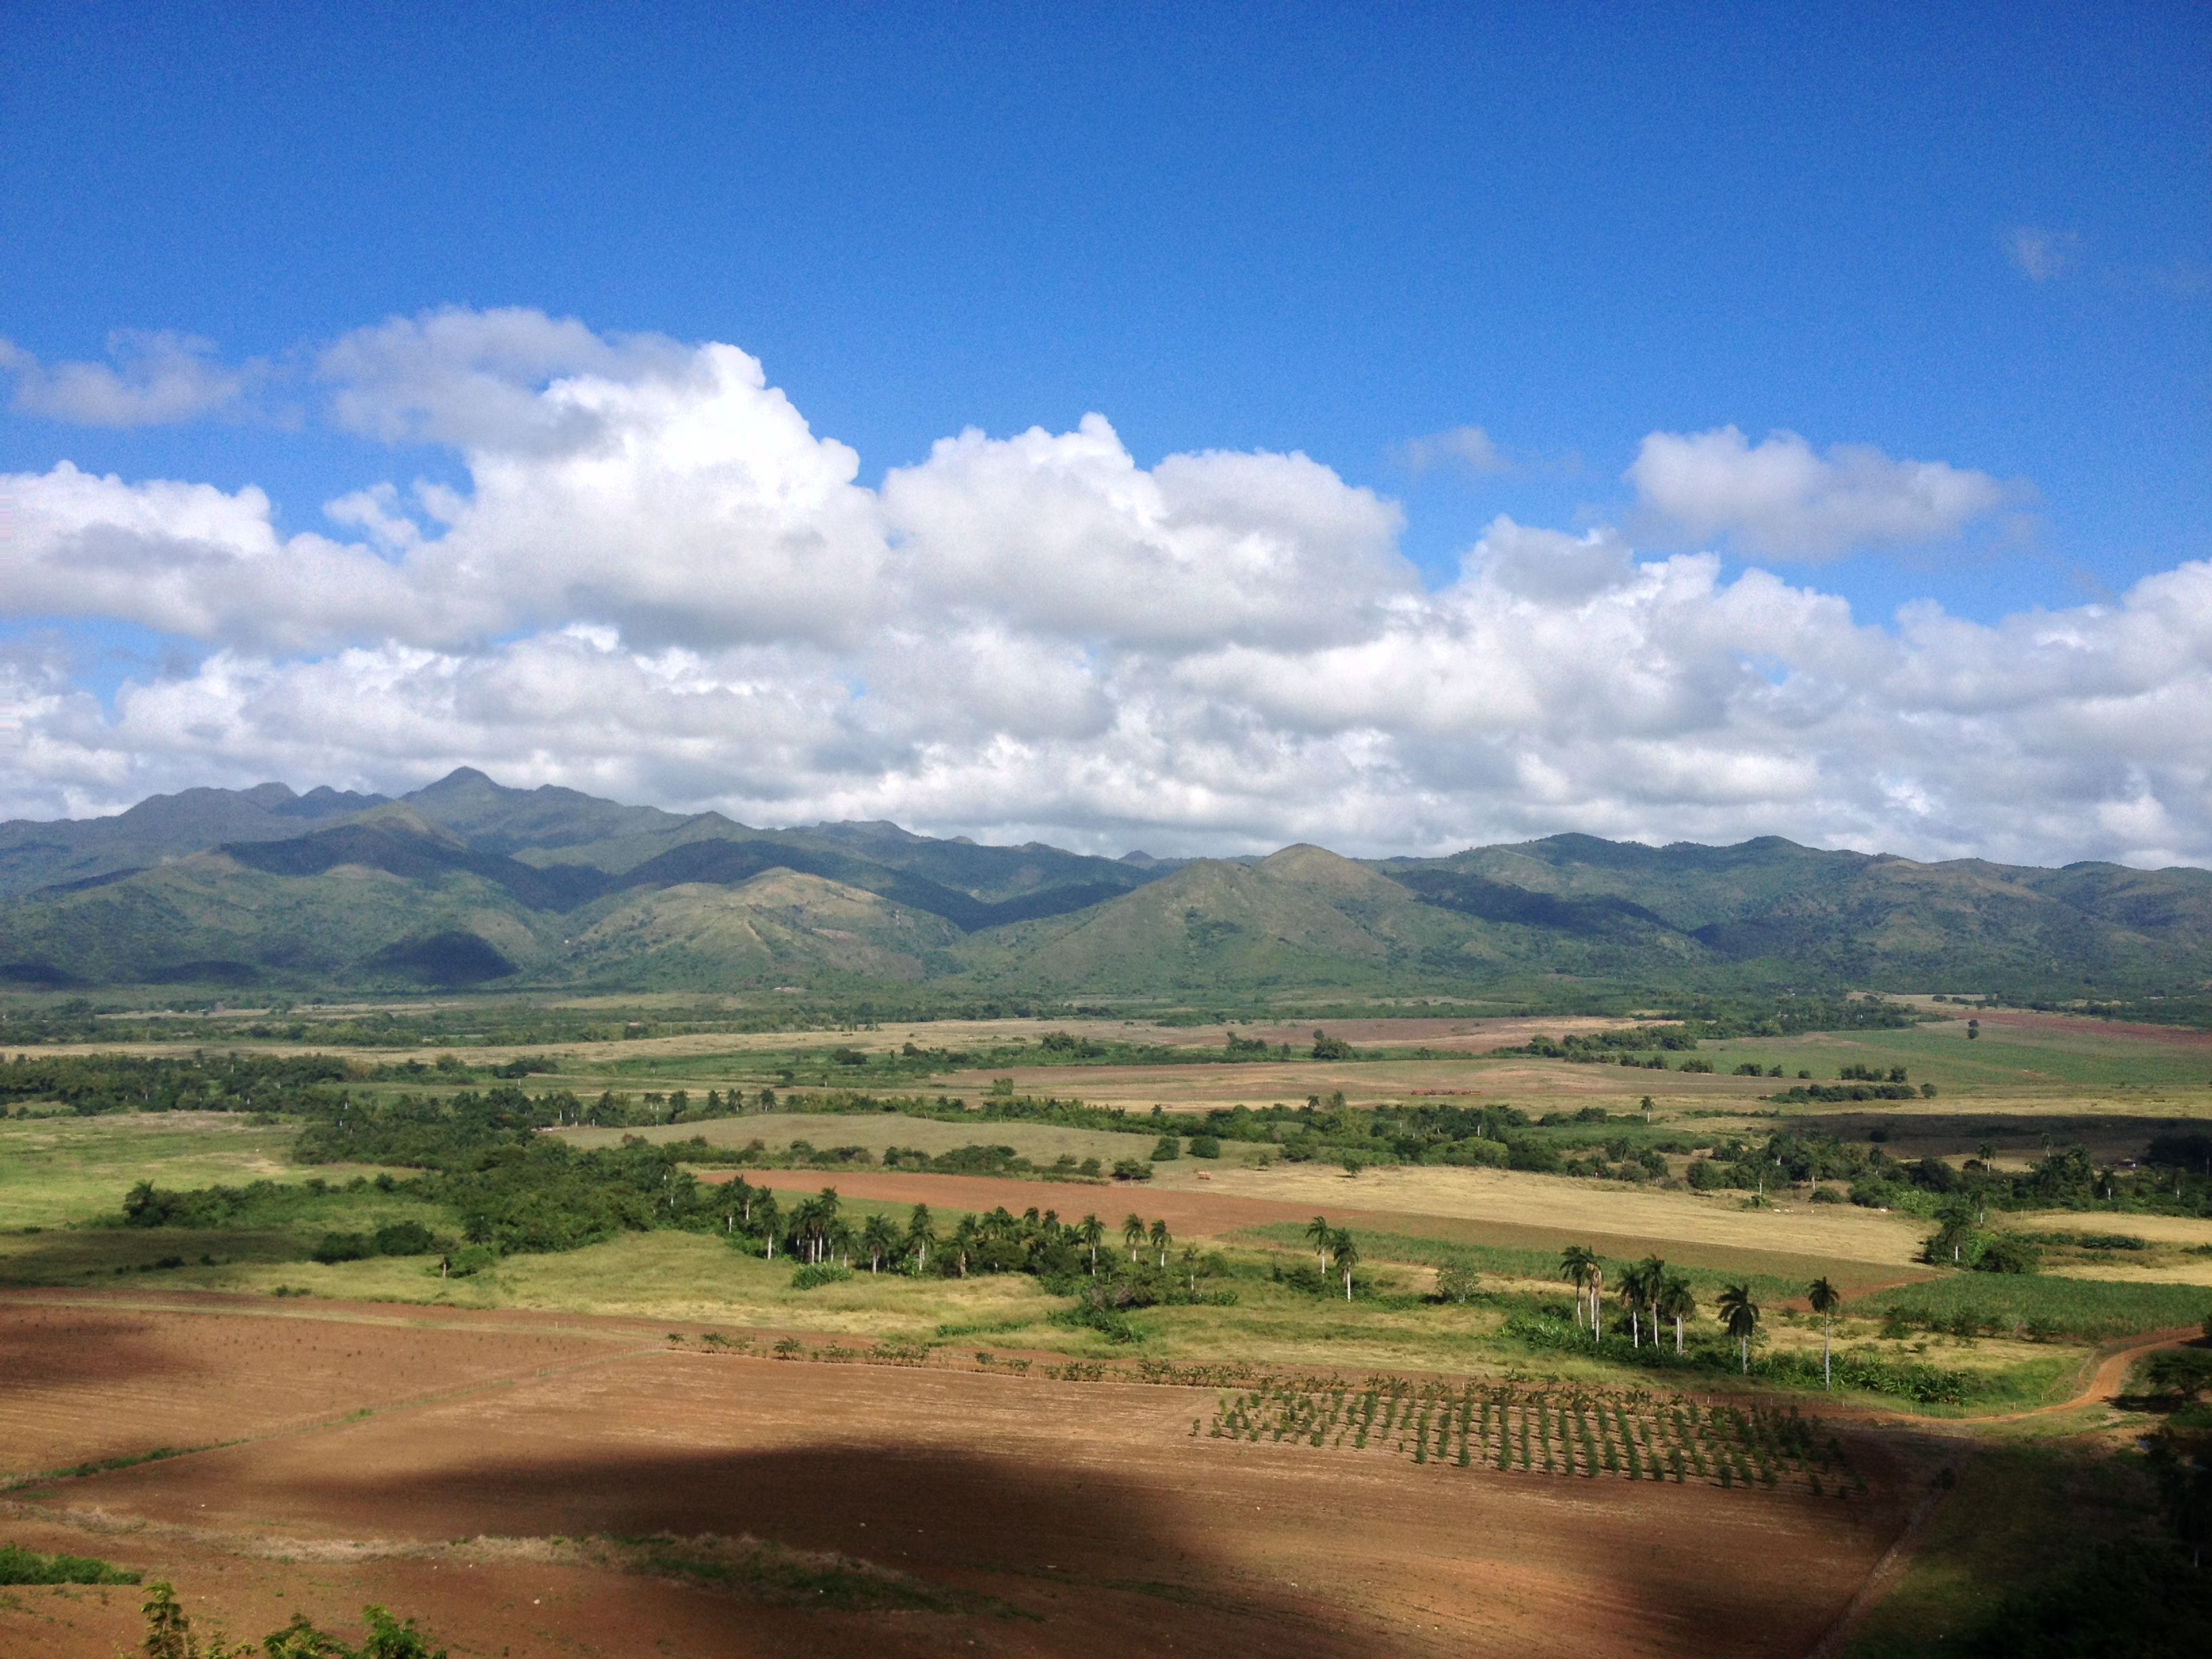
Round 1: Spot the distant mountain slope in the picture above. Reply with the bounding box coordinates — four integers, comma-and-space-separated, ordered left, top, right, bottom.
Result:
1380, 836, 2212, 989
3, 771, 2207, 996
564, 872, 965, 987
0, 782, 388, 900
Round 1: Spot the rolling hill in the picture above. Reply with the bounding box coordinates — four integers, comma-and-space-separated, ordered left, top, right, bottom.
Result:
2, 769, 2207, 1000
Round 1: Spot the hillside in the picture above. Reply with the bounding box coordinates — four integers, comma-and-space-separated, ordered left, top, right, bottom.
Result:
1, 770, 2208, 1000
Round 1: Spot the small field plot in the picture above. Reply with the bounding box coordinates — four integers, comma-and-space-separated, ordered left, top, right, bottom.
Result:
1700, 1017, 2212, 1097
5, 1327, 1905, 1659
1201, 1162, 1931, 1267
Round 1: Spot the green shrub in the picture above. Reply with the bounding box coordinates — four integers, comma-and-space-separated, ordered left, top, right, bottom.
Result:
790, 1263, 854, 1290
0, 1543, 140, 1584
1187, 1134, 1221, 1158
1151, 1135, 1182, 1160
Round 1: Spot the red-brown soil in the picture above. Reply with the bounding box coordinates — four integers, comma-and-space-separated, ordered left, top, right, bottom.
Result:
1963, 1007, 2212, 1048
1, 1292, 1904, 1658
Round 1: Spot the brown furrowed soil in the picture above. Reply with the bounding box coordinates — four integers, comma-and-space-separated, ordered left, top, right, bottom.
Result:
1, 1292, 1903, 1658
0, 1295, 636, 1481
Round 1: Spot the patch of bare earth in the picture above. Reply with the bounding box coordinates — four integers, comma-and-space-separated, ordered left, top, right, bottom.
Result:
0, 1298, 1902, 1658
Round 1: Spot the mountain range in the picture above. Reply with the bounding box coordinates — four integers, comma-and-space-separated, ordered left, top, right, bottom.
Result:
3, 769, 2209, 1000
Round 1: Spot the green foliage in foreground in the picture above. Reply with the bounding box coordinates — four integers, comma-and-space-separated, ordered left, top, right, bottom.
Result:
140, 1582, 445, 1659
0, 1541, 140, 1584
1864, 1275, 2212, 1342
1948, 1539, 2212, 1658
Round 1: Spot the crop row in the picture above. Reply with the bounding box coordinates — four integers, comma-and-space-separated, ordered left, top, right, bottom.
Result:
1206, 1381, 1862, 1499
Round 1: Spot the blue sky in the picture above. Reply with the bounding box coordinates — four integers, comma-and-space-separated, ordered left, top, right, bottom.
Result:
1, 3, 2208, 861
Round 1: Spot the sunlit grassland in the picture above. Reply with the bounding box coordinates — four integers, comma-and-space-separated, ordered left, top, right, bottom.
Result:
1700, 1019, 2212, 1094
0, 1113, 396, 1229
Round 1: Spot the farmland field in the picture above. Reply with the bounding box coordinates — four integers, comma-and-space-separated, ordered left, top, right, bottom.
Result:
3, 1005, 2209, 1654
0, 1297, 1908, 1659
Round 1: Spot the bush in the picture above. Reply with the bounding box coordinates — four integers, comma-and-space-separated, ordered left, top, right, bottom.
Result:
1151, 1134, 1182, 1161
0, 1543, 140, 1584
1111, 1160, 1154, 1182
1435, 1262, 1481, 1304
1975, 1235, 2043, 1275
790, 1263, 854, 1290
312, 1231, 373, 1265
1187, 1134, 1221, 1158
1438, 1136, 1509, 1168
1809, 1187, 1843, 1204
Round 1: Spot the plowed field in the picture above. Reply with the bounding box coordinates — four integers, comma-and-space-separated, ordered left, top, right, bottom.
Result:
1, 1294, 1906, 1658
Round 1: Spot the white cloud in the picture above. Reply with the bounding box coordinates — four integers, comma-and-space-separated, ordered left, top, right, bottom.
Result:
2007, 226, 2081, 283
0, 331, 259, 427
1398, 424, 1511, 476
2, 308, 2208, 870
1626, 426, 2015, 561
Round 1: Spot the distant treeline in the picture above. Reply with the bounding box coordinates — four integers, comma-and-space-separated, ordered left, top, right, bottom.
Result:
0, 1051, 349, 1114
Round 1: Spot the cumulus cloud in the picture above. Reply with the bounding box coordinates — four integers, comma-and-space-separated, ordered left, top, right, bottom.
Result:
2, 308, 2208, 869
0, 330, 260, 427
1626, 426, 2015, 561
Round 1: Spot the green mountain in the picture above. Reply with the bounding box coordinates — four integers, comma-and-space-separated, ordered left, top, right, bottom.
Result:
2, 770, 2207, 1000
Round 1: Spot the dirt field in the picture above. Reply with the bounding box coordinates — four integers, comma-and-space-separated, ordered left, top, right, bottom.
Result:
1, 1294, 1905, 1659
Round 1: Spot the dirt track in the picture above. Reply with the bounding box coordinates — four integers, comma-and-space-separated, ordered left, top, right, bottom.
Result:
1, 1293, 1902, 1658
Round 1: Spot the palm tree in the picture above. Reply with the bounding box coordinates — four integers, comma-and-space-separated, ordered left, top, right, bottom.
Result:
1124, 1212, 1145, 1263
1331, 1228, 1360, 1300
905, 1203, 935, 1271
1149, 1218, 1171, 1269
1589, 1263, 1605, 1343
1717, 1283, 1761, 1373
1558, 1244, 1597, 1330
1657, 1271, 1696, 1355
1306, 1214, 1333, 1269
1078, 1214, 1105, 1273
1625, 1256, 1666, 1349
1181, 1244, 1201, 1293
860, 1213, 897, 1273
756, 1191, 780, 1258
1807, 1277, 1842, 1389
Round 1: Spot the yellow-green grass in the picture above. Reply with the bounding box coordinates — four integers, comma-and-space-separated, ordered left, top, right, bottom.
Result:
150, 1229, 1067, 1335
1236, 1221, 1917, 1300
1845, 1444, 2162, 1657
1195, 1160, 1931, 1267
0, 1112, 393, 1230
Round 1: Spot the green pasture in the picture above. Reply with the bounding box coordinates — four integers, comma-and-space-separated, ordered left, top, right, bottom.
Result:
1698, 1022, 2212, 1095
1863, 1271, 2211, 1340
0, 1111, 410, 1229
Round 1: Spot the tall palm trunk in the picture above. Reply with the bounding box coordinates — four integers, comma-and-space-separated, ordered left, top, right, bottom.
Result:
1674, 1314, 1683, 1355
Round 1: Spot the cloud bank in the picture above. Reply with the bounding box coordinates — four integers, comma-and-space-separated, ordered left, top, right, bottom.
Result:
2, 308, 2207, 867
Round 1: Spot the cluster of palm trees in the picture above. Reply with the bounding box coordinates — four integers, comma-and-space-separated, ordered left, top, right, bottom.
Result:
1554, 1244, 1847, 1385
1306, 1215, 1361, 1300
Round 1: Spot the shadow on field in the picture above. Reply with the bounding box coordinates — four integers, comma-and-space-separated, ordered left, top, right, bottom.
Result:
282, 1435, 1899, 1659
321, 1442, 1399, 1656
0, 1227, 300, 1288
1803, 1111, 2205, 1162
0, 1303, 189, 1391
